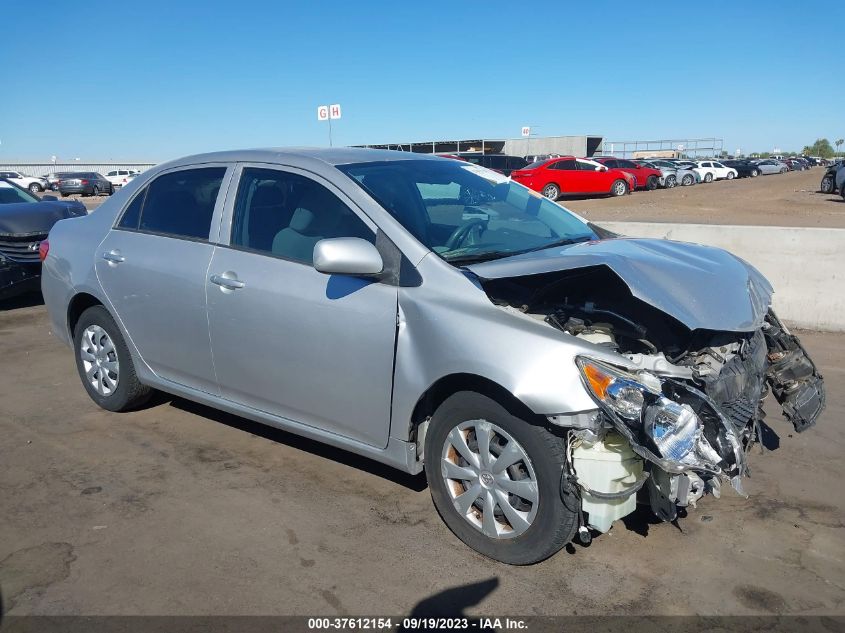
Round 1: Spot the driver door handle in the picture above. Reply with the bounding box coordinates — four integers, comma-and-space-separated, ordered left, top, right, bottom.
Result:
102, 250, 125, 264
210, 273, 245, 290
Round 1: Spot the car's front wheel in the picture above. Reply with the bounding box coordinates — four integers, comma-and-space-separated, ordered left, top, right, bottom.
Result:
821, 175, 834, 193
541, 183, 560, 200
664, 174, 677, 188
425, 392, 578, 565
29, 183, 42, 193
727, 171, 735, 180
681, 174, 694, 186
73, 306, 152, 412
646, 175, 659, 190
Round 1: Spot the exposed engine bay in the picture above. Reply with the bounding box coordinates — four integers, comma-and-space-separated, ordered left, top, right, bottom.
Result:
480, 264, 826, 530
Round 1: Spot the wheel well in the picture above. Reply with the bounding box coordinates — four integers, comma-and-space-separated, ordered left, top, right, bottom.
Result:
67, 293, 103, 337
408, 373, 544, 444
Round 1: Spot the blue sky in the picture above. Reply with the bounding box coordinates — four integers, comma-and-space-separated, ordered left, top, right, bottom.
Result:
2, 0, 842, 161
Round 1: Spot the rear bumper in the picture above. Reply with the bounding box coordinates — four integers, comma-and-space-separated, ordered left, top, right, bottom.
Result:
0, 259, 41, 301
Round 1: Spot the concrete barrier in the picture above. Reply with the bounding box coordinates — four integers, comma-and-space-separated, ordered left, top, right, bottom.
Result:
599, 222, 845, 332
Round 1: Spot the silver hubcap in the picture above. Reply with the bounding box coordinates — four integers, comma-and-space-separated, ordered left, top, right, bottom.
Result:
543, 186, 557, 199
441, 420, 539, 540
614, 182, 625, 195
80, 325, 119, 396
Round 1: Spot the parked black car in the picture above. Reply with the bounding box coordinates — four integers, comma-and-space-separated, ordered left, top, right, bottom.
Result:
722, 160, 761, 178
58, 172, 113, 197
456, 153, 528, 176
820, 161, 843, 194
0, 178, 86, 300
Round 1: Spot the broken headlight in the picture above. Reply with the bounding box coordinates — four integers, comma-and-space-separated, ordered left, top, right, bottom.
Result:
577, 357, 714, 468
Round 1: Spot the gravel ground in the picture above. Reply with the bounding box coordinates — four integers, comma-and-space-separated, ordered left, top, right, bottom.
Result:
0, 301, 843, 617
565, 168, 845, 228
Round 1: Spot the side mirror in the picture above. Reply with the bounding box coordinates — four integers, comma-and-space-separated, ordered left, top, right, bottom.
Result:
42, 195, 58, 201
313, 237, 383, 277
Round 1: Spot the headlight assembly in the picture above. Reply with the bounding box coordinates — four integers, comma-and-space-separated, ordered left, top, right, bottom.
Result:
576, 357, 659, 421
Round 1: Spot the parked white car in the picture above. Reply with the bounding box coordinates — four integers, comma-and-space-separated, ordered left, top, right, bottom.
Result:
0, 170, 49, 193
689, 161, 738, 183
105, 169, 139, 188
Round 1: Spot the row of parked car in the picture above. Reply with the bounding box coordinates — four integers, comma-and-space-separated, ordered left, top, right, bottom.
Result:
443, 153, 819, 200
0, 170, 141, 196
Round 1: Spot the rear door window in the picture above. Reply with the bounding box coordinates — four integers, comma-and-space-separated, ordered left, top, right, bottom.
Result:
551, 160, 577, 170
136, 167, 226, 240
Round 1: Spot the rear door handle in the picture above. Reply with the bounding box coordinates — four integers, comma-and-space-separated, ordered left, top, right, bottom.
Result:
102, 250, 125, 264
210, 273, 245, 290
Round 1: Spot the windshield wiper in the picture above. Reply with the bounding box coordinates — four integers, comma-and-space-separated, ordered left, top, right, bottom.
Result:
510, 235, 592, 256
443, 251, 514, 265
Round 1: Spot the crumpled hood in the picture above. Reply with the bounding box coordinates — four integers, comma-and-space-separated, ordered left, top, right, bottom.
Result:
0, 200, 87, 235
467, 237, 773, 332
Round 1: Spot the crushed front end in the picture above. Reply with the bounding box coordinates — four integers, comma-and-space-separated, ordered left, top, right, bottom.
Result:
476, 251, 825, 532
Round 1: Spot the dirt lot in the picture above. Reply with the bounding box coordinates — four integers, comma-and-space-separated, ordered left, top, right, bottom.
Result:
565, 168, 845, 228
0, 301, 843, 616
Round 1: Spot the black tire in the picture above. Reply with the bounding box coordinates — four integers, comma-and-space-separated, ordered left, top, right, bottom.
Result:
92, 185, 100, 196
73, 305, 153, 412
541, 183, 560, 200
681, 174, 694, 186
28, 183, 42, 194
820, 175, 834, 194
61, 193, 69, 198
109, 184, 115, 196
646, 175, 659, 190
424, 392, 578, 565
751, 169, 759, 177
704, 172, 714, 183
610, 179, 629, 196
664, 174, 677, 188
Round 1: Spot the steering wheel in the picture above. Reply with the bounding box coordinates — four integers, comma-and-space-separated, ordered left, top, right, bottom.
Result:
444, 218, 487, 251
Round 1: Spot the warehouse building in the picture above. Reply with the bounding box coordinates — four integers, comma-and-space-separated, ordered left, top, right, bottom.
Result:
356, 135, 604, 158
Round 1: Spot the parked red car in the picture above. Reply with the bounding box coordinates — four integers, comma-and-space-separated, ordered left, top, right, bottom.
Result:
510, 156, 635, 199
591, 157, 663, 190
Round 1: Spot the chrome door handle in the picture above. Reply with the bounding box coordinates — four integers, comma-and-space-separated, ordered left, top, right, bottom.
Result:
210, 273, 245, 290
102, 250, 125, 264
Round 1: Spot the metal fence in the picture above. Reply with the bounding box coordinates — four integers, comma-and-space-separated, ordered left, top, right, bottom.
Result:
0, 162, 157, 177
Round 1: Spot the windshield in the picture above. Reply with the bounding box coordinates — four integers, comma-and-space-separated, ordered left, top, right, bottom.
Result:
0, 180, 39, 204
338, 159, 597, 264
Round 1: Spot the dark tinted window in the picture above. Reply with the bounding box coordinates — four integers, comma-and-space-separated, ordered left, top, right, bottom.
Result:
139, 167, 225, 239
601, 159, 618, 168
508, 157, 527, 170
483, 156, 507, 169
231, 167, 373, 264
617, 160, 637, 168
551, 160, 577, 170
118, 188, 147, 229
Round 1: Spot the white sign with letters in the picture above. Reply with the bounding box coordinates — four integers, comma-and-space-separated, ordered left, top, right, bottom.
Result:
317, 105, 329, 121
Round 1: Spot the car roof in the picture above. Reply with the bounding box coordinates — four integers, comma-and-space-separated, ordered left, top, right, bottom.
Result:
158, 147, 442, 170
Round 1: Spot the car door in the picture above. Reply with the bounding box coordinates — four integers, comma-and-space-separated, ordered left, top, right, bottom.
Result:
712, 162, 728, 179
617, 159, 642, 187
205, 164, 398, 448
549, 159, 579, 192
95, 164, 233, 394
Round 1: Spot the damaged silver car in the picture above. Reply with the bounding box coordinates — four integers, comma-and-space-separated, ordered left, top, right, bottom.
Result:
41, 149, 825, 564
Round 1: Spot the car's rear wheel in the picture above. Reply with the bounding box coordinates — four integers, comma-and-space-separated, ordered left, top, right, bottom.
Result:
611, 179, 629, 196
646, 175, 659, 190
681, 174, 694, 186
73, 306, 152, 412
542, 183, 560, 200
780, 168, 788, 174
821, 175, 834, 193
109, 184, 115, 195
425, 392, 578, 565
29, 183, 42, 193
704, 172, 713, 183
93, 185, 100, 196
751, 169, 759, 177
665, 174, 677, 188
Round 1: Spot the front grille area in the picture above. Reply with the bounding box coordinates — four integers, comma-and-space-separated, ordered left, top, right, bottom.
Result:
0, 234, 47, 263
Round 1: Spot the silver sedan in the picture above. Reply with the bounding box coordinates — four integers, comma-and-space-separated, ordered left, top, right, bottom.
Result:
40, 149, 825, 564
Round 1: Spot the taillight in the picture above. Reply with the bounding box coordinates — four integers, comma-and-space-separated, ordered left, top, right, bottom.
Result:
81, 179, 89, 185
39, 239, 50, 262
